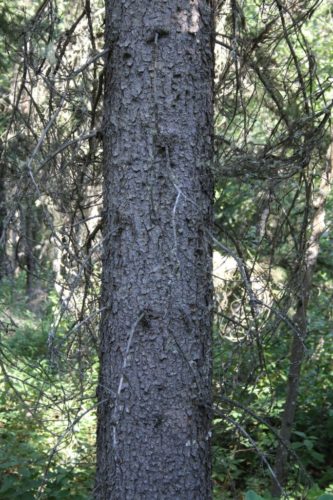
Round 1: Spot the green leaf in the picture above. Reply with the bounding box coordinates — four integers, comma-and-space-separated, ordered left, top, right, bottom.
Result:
317, 495, 333, 500
304, 439, 314, 450
245, 491, 264, 500
294, 431, 307, 438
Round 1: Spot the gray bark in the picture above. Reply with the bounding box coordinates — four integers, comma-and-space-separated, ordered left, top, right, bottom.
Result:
95, 1, 215, 498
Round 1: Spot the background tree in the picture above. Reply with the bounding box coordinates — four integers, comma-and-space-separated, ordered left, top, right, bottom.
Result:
212, 1, 333, 497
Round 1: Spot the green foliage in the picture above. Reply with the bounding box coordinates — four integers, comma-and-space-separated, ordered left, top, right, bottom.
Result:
0, 274, 96, 498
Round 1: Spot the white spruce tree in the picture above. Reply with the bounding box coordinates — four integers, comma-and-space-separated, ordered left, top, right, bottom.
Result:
95, 1, 215, 498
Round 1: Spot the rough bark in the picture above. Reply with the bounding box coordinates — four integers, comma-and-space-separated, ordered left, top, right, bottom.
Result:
271, 144, 333, 497
95, 1, 214, 498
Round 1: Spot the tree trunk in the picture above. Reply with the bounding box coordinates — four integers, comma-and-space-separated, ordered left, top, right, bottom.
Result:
25, 208, 36, 300
271, 144, 333, 497
95, 1, 214, 498
271, 285, 308, 497
0, 164, 6, 280
20, 200, 39, 304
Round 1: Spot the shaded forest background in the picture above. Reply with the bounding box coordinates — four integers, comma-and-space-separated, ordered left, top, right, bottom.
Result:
0, 0, 332, 498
